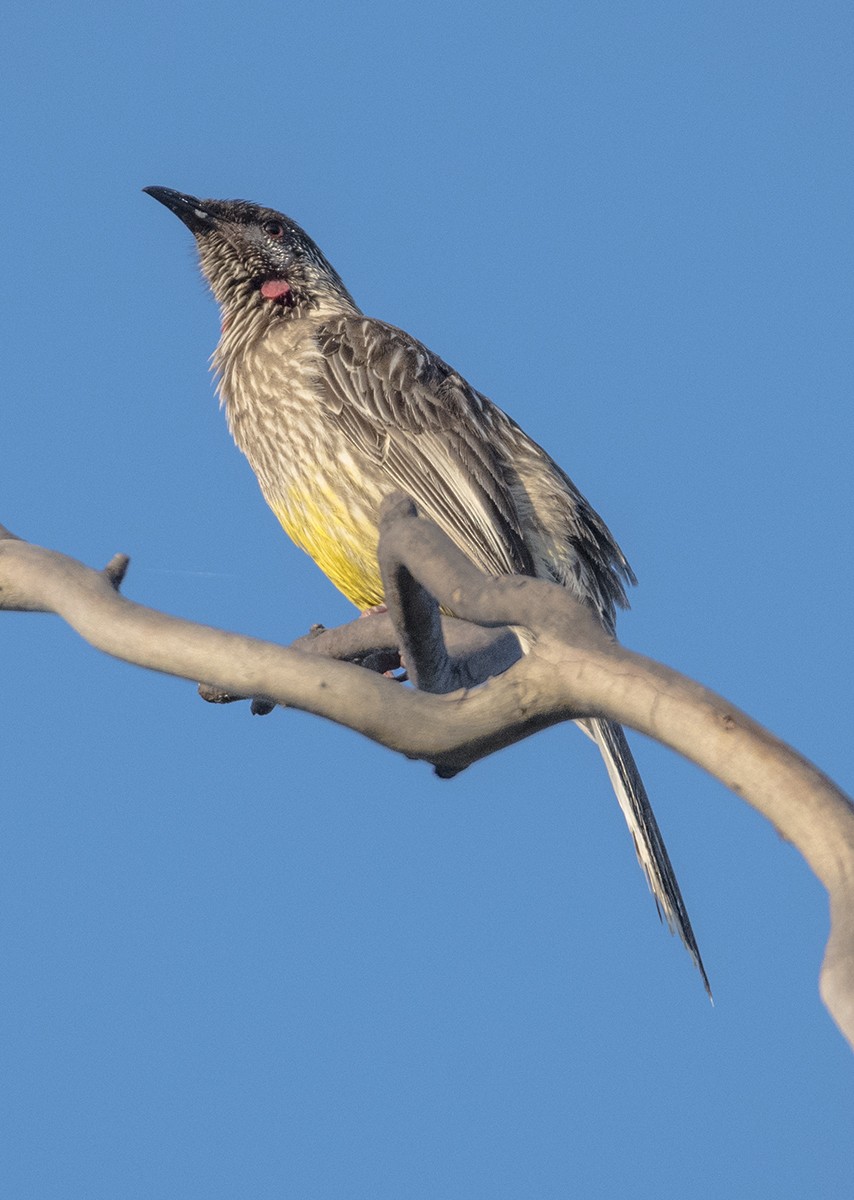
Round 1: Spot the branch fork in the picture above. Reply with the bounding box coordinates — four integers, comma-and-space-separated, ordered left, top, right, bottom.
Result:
2, 500, 853, 1048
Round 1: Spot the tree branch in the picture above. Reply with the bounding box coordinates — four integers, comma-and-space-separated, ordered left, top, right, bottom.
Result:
2, 507, 853, 1049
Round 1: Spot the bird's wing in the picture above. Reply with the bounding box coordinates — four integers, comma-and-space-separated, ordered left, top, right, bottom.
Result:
495, 420, 637, 633
315, 317, 536, 579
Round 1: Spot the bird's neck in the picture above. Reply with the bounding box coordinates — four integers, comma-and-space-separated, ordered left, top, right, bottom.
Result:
214, 290, 355, 371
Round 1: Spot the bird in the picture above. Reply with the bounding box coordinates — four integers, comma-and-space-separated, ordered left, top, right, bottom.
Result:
144, 185, 710, 994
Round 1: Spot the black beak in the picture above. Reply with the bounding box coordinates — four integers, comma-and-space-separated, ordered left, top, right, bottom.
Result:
143, 186, 215, 234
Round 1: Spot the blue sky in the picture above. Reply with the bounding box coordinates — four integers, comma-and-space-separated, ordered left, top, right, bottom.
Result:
2, 2, 852, 1196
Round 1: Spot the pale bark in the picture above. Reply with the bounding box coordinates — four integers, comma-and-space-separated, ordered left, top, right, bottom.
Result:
2, 498, 853, 1048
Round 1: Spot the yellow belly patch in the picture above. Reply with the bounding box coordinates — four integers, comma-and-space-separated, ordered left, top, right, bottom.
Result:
271, 489, 384, 610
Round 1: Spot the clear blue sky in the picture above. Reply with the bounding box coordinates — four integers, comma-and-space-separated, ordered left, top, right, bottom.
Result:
2, 2, 852, 1196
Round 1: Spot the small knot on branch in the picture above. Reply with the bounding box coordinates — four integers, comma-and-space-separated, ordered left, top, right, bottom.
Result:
103, 554, 130, 590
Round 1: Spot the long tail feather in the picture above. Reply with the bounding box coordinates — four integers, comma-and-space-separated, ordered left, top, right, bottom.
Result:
580, 717, 712, 998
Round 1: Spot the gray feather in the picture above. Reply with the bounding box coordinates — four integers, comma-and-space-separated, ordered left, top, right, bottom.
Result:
584, 717, 711, 998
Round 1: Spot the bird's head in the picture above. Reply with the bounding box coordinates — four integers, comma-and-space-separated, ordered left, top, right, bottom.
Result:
143, 187, 357, 323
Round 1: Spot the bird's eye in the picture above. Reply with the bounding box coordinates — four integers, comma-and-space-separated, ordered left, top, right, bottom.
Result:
262, 219, 284, 239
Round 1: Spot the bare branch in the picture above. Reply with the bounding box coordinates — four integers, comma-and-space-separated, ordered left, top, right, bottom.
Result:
2, 505, 853, 1049
380, 496, 452, 692
0, 525, 554, 765
378, 494, 522, 692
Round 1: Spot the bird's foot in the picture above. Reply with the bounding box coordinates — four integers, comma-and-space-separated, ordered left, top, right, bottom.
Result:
359, 603, 388, 618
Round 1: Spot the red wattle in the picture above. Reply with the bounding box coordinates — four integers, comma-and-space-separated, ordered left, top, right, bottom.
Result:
260, 279, 291, 300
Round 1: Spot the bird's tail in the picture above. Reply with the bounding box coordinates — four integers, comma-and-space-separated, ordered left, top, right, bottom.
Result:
580, 717, 712, 998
